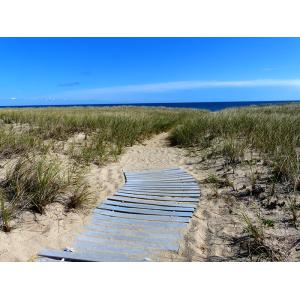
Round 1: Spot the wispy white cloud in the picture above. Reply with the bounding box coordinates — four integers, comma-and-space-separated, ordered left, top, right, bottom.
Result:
55, 78, 300, 99
10, 97, 17, 100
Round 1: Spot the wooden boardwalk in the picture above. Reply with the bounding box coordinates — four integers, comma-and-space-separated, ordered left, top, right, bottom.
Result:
38, 167, 200, 262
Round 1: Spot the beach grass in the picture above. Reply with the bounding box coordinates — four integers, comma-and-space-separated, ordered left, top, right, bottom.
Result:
170, 103, 300, 189
0, 106, 198, 163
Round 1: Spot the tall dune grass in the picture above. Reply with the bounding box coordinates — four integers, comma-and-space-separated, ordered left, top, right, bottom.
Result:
0, 155, 91, 231
170, 104, 300, 188
0, 106, 199, 163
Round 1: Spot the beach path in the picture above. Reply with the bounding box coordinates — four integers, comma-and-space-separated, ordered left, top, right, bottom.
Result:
38, 167, 201, 261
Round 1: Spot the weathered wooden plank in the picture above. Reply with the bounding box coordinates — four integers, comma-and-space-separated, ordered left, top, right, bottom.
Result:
76, 234, 179, 251
124, 182, 198, 186
125, 168, 186, 172
126, 179, 197, 183
39, 249, 136, 262
125, 173, 186, 178
125, 174, 193, 179
107, 195, 197, 208
121, 187, 200, 192
125, 177, 193, 181
37, 257, 63, 262
91, 214, 187, 229
91, 222, 185, 236
120, 187, 200, 193
119, 191, 200, 197
89, 216, 186, 228
115, 192, 199, 202
125, 170, 186, 176
125, 170, 185, 176
84, 225, 184, 239
98, 204, 193, 217
117, 190, 200, 198
124, 167, 182, 175
104, 199, 195, 211
83, 226, 182, 239
84, 223, 184, 235
123, 188, 199, 192
123, 186, 199, 190
80, 230, 181, 245
123, 184, 199, 189
93, 209, 191, 223
125, 168, 183, 174
74, 239, 160, 256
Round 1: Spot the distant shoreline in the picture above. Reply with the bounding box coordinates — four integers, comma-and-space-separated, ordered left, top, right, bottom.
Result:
0, 100, 299, 111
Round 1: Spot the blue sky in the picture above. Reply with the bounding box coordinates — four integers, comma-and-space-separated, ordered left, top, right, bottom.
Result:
1, 38, 300, 106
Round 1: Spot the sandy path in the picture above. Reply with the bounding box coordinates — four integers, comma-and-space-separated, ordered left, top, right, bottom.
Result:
119, 132, 188, 171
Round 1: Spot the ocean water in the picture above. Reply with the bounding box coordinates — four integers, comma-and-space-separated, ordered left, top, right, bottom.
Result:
129, 101, 297, 111
0, 101, 298, 111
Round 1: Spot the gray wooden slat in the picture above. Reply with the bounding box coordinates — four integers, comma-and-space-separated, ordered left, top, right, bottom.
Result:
117, 190, 200, 198
125, 171, 190, 175
126, 173, 193, 178
126, 166, 181, 171
84, 223, 184, 235
92, 213, 186, 229
37, 257, 62, 262
107, 195, 197, 208
125, 170, 184, 176
104, 199, 195, 211
123, 184, 199, 189
98, 204, 193, 217
92, 214, 186, 229
74, 239, 160, 256
121, 187, 200, 192
126, 179, 197, 183
76, 234, 179, 251
88, 218, 186, 230
125, 170, 188, 174
80, 230, 181, 244
125, 173, 185, 178
124, 167, 181, 175
125, 177, 193, 181
93, 209, 191, 223
124, 183, 198, 186
120, 187, 200, 193
119, 191, 200, 197
121, 186, 199, 192
88, 220, 186, 233
125, 168, 183, 174
119, 190, 200, 196
123, 186, 198, 190
115, 192, 199, 202
39, 249, 137, 262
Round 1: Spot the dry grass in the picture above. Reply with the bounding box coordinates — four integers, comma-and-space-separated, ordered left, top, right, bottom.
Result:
170, 103, 300, 189
0, 106, 199, 164
0, 155, 92, 231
